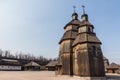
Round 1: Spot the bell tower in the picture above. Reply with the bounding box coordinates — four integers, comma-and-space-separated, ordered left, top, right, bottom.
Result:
57, 6, 106, 80
58, 6, 81, 75
72, 6, 106, 80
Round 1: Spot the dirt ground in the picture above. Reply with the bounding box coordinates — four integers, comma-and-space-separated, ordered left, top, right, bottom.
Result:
0, 71, 81, 80
0, 71, 120, 80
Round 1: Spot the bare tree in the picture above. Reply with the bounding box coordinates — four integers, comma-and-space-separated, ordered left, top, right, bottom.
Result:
15, 52, 19, 59
4, 50, 11, 58
0, 49, 3, 57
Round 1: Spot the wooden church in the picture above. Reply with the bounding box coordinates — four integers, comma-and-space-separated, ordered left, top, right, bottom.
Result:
57, 6, 106, 80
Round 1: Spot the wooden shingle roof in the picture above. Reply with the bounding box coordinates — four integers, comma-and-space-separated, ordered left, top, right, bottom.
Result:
59, 30, 78, 44
80, 20, 94, 28
60, 15, 81, 44
64, 19, 81, 29
24, 61, 40, 67
72, 33, 101, 46
46, 61, 58, 67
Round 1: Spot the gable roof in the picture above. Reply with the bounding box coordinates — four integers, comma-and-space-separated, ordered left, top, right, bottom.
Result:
1, 59, 18, 62
0, 59, 20, 66
24, 61, 40, 67
46, 61, 58, 67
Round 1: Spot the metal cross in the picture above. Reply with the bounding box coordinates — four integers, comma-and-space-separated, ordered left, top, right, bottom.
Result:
73, 6, 76, 13
82, 5, 85, 14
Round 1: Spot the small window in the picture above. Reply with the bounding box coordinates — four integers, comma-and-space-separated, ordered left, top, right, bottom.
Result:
92, 46, 98, 57
88, 27, 91, 33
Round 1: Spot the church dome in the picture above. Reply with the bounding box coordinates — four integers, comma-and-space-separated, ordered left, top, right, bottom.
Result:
72, 12, 78, 20
72, 12, 78, 17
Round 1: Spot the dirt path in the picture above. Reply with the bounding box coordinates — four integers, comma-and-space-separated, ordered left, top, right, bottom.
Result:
0, 71, 119, 80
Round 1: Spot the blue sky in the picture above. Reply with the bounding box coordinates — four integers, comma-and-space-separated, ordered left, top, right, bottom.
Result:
0, 0, 120, 64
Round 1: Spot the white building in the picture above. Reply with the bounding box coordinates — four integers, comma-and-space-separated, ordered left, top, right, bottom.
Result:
0, 59, 21, 71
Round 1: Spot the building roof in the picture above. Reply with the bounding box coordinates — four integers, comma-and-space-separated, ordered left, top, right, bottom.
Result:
80, 20, 94, 28
72, 33, 101, 46
60, 13, 81, 44
64, 19, 81, 29
24, 61, 40, 67
46, 61, 58, 67
59, 30, 78, 44
106, 62, 120, 69
56, 62, 62, 66
72, 12, 78, 17
0, 59, 20, 66
1, 59, 18, 62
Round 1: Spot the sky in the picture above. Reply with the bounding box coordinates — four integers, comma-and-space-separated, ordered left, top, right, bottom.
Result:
0, 0, 120, 64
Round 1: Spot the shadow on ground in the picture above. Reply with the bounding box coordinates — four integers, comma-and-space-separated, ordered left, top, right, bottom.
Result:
106, 74, 120, 80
